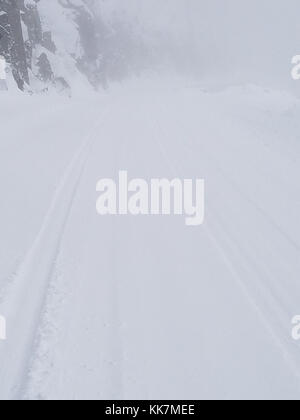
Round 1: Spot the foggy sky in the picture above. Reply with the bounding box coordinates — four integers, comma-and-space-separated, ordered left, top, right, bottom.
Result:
101, 0, 300, 88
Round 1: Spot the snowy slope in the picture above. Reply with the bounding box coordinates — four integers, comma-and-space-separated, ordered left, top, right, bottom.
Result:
0, 0, 154, 92
0, 79, 300, 399
32, 0, 103, 91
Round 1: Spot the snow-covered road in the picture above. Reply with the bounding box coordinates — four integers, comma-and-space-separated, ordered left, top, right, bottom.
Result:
1, 82, 300, 400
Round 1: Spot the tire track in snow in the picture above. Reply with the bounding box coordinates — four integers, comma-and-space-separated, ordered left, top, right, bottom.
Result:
151, 96, 300, 384
0, 108, 110, 400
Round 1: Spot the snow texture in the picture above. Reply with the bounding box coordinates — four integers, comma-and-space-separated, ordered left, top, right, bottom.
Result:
1, 0, 300, 401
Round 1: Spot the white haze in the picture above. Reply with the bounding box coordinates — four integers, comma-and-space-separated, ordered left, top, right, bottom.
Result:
101, 0, 300, 90
1, 0, 300, 401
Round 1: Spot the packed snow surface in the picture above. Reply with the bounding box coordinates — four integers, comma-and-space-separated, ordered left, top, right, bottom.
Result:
0, 78, 300, 400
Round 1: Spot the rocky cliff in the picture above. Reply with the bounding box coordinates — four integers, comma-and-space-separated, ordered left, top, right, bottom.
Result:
0, 0, 148, 93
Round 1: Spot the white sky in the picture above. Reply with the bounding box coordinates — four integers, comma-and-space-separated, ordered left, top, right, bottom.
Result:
99, 0, 300, 87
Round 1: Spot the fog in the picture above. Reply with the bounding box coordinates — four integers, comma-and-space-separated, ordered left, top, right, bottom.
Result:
2, 0, 300, 401
2, 0, 299, 92
101, 0, 300, 89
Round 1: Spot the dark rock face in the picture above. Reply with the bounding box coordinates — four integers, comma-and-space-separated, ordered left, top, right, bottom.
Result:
0, 0, 149, 92
0, 0, 107, 91
0, 0, 58, 90
0, 0, 29, 89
